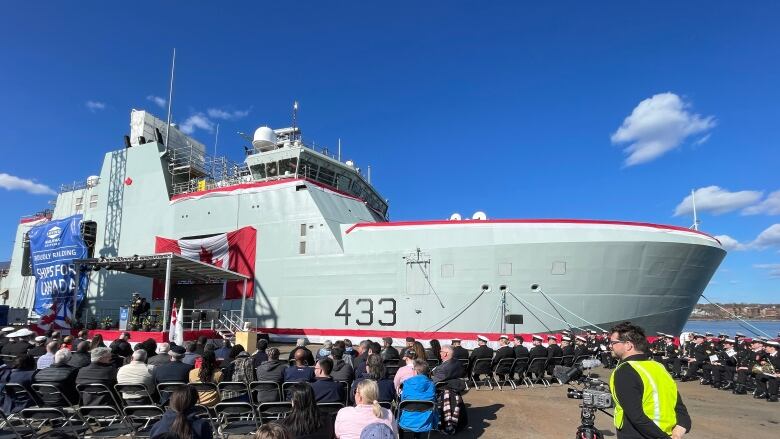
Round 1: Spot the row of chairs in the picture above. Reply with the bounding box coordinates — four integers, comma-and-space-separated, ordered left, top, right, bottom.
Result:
467, 355, 590, 391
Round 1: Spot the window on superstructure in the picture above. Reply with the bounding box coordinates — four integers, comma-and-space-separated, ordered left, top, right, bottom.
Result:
318, 167, 336, 187
300, 224, 306, 237
89, 194, 98, 209
74, 196, 83, 212
299, 241, 306, 255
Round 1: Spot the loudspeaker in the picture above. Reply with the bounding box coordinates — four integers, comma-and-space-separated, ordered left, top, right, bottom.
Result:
505, 314, 523, 325
21, 233, 32, 276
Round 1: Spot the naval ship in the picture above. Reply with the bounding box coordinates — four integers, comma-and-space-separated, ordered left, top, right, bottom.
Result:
0, 109, 726, 344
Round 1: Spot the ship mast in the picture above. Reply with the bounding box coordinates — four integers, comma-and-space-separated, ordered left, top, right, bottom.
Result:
691, 189, 701, 231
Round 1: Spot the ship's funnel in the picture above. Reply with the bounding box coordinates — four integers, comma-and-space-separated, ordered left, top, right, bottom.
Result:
252, 126, 277, 152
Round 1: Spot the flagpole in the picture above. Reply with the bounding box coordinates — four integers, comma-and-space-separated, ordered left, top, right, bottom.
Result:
162, 256, 172, 329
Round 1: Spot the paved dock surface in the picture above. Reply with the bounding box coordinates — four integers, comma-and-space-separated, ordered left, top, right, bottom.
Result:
450, 368, 779, 438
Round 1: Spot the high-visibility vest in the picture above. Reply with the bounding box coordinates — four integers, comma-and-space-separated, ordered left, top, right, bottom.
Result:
610, 359, 678, 435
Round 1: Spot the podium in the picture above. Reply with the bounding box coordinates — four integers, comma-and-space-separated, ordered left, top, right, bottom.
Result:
235, 331, 257, 352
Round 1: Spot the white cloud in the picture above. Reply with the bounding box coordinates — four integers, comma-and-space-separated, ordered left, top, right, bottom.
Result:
146, 95, 167, 108
754, 264, 780, 278
674, 186, 762, 216
714, 235, 747, 251
611, 92, 716, 166
85, 100, 106, 112
751, 224, 780, 249
207, 108, 250, 120
0, 173, 56, 195
743, 190, 780, 216
179, 113, 214, 135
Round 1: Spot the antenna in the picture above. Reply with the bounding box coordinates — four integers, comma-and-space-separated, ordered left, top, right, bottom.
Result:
367, 165, 371, 184
691, 189, 701, 231
338, 138, 341, 162
292, 101, 299, 140
164, 48, 176, 151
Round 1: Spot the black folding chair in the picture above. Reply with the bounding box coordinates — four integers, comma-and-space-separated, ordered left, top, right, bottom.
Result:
30, 383, 79, 409
122, 405, 164, 438
547, 356, 563, 384
526, 358, 550, 387
316, 402, 344, 417
378, 401, 393, 410
249, 381, 281, 404
257, 402, 292, 422
426, 359, 440, 368
188, 382, 219, 401
1, 383, 40, 415
214, 402, 258, 437
561, 355, 574, 367
0, 408, 34, 439
281, 381, 301, 400
396, 400, 436, 439
156, 382, 187, 405
491, 358, 517, 391
510, 357, 530, 388
78, 404, 133, 438
469, 358, 494, 390
18, 407, 92, 436
335, 381, 351, 406
114, 384, 154, 406
457, 359, 470, 377
77, 383, 123, 410
217, 381, 249, 402
385, 364, 400, 379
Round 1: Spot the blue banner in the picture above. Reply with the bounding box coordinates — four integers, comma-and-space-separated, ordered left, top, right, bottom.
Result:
28, 214, 89, 328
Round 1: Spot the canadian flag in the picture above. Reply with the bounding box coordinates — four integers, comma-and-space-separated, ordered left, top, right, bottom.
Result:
169, 299, 184, 345
153, 226, 256, 300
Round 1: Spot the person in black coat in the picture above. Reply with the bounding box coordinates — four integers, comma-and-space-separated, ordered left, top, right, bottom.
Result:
32, 350, 79, 406
68, 341, 92, 369
528, 335, 548, 381
109, 332, 133, 359
329, 347, 354, 383
380, 337, 400, 362
561, 336, 575, 366
492, 335, 516, 381
287, 339, 315, 366
27, 336, 47, 358
681, 334, 711, 382
432, 345, 465, 383
546, 335, 564, 376
574, 336, 589, 359
151, 346, 194, 405
755, 341, 780, 401
255, 347, 287, 402
75, 347, 119, 406
252, 339, 269, 368
1, 334, 31, 358
450, 339, 470, 361
2, 354, 39, 414
311, 358, 344, 403
468, 335, 494, 381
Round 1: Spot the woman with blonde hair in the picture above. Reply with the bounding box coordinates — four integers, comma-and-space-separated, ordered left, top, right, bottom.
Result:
334, 379, 398, 439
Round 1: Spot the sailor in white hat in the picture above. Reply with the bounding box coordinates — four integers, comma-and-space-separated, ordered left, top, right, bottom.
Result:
493, 334, 515, 382
469, 335, 494, 384
0, 328, 34, 356
450, 338, 469, 360
28, 335, 49, 358
0, 327, 16, 350
545, 335, 563, 375
528, 335, 548, 382
561, 335, 575, 365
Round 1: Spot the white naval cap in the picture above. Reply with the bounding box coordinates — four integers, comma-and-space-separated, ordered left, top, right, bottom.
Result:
12, 329, 34, 338
1, 327, 15, 333
499, 334, 509, 340
34, 336, 47, 343
477, 335, 489, 342
562, 336, 572, 341
532, 334, 543, 341
575, 335, 587, 342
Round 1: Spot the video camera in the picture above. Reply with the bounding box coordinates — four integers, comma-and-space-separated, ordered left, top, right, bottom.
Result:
554, 358, 613, 410
554, 358, 613, 439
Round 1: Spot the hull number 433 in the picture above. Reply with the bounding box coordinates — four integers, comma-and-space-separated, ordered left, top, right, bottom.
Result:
335, 298, 396, 326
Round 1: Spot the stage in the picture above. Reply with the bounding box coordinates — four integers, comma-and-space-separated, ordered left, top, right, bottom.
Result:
89, 329, 218, 343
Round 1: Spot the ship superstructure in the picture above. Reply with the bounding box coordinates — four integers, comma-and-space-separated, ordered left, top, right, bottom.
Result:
1, 109, 726, 343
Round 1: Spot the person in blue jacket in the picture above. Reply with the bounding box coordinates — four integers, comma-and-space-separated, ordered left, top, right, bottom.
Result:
398, 360, 438, 435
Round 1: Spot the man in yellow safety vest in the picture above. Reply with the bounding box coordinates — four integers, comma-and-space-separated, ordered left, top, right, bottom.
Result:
609, 322, 691, 439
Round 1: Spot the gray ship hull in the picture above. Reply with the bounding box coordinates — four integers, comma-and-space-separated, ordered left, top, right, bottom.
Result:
1, 117, 726, 345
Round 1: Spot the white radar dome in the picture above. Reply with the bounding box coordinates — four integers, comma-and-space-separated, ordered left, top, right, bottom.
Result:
252, 126, 277, 152
86, 175, 100, 187
449, 213, 462, 221
472, 211, 487, 220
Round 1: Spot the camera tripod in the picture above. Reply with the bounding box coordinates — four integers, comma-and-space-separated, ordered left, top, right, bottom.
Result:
574, 405, 613, 439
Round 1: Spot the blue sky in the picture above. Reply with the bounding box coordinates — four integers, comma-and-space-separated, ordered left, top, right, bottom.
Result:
1, 1, 778, 302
